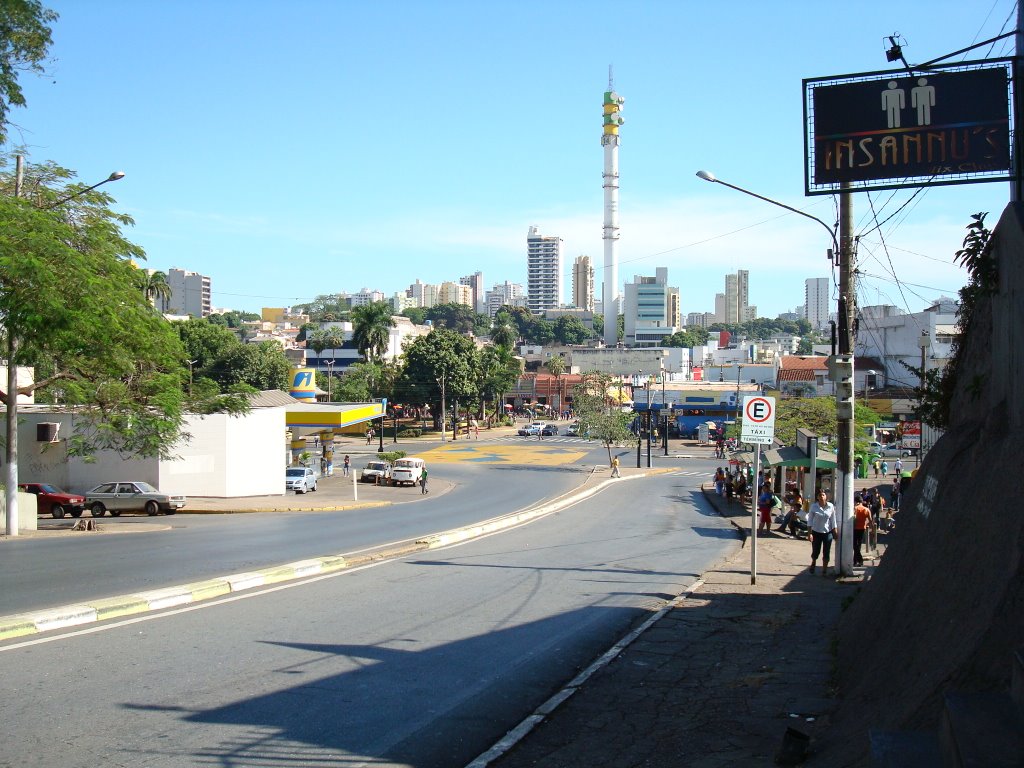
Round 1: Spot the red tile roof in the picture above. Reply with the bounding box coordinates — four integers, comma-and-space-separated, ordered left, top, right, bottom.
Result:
779, 355, 829, 371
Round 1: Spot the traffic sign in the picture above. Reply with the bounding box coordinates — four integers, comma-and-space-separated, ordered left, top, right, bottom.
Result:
741, 395, 776, 444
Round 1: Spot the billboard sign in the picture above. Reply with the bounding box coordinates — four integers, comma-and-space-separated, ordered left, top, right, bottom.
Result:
804, 61, 1013, 194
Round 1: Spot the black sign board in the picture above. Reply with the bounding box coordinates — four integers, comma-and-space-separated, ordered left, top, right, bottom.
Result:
804, 62, 1012, 194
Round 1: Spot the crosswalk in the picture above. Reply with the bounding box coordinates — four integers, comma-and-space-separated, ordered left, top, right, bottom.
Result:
499, 435, 594, 444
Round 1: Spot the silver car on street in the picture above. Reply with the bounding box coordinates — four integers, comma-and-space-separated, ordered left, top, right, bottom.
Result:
85, 481, 187, 517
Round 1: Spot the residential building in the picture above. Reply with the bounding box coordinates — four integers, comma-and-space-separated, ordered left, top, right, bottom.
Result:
350, 289, 386, 307
159, 268, 211, 317
486, 281, 526, 317
408, 279, 439, 309
623, 267, 680, 347
805, 277, 830, 330
572, 255, 595, 311
714, 293, 726, 323
686, 312, 716, 328
460, 271, 486, 314
438, 281, 473, 307
776, 354, 832, 398
389, 291, 418, 314
720, 269, 750, 325
526, 226, 563, 314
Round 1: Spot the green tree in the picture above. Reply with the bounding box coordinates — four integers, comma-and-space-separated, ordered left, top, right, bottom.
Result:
400, 306, 427, 325
0, 0, 57, 143
425, 302, 477, 335
572, 372, 635, 465
0, 155, 191, 463
208, 341, 290, 392
395, 329, 479, 428
478, 345, 520, 419
351, 301, 395, 363
490, 314, 519, 350
552, 315, 592, 345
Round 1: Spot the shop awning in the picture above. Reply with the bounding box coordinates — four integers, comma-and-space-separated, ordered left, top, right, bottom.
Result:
762, 445, 837, 470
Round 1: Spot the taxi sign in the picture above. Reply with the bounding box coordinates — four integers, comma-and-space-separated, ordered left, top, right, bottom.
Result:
741, 396, 776, 444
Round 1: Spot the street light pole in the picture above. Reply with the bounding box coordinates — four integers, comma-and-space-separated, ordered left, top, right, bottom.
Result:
324, 359, 335, 402
5, 161, 125, 537
697, 169, 856, 576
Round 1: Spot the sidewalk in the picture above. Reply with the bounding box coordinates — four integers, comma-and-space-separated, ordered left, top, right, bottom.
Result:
486, 478, 889, 768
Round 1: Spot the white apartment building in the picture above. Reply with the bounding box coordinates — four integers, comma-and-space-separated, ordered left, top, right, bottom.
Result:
572, 255, 595, 311
408, 279, 439, 309
526, 226, 563, 314
805, 277, 830, 330
486, 280, 526, 317
159, 268, 211, 317
855, 299, 957, 390
349, 289, 386, 307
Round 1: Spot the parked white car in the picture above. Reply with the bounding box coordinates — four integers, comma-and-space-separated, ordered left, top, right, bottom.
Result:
360, 460, 392, 484
390, 457, 426, 487
285, 467, 317, 493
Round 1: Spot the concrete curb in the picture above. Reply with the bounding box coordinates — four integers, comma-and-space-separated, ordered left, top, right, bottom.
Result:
0, 468, 649, 641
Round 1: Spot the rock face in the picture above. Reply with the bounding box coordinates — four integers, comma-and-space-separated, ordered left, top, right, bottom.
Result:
831, 202, 1024, 757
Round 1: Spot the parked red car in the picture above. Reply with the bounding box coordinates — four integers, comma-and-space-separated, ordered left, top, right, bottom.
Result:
17, 483, 86, 519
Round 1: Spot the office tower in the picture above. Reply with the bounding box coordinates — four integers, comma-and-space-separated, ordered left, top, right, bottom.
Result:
722, 269, 751, 324
623, 267, 680, 347
526, 226, 563, 314
714, 293, 726, 323
572, 255, 595, 311
805, 277, 830, 330
159, 268, 211, 317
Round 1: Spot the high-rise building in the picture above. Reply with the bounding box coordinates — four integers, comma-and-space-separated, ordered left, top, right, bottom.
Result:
721, 269, 751, 324
350, 288, 386, 307
572, 255, 595, 311
623, 267, 680, 347
714, 293, 726, 323
159, 268, 211, 317
459, 271, 485, 314
805, 277, 830, 330
526, 226, 563, 314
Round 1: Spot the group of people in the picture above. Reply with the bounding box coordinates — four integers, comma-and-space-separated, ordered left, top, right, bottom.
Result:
868, 456, 903, 478
713, 465, 752, 502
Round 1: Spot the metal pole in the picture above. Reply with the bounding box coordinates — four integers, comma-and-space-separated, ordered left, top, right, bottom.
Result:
751, 447, 760, 584
4, 156, 24, 536
646, 379, 652, 467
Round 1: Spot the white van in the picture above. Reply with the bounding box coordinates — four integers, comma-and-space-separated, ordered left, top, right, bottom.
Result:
390, 457, 426, 487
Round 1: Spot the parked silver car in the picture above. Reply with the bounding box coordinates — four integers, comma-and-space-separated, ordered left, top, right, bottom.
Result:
285, 467, 318, 494
360, 460, 392, 484
85, 481, 187, 517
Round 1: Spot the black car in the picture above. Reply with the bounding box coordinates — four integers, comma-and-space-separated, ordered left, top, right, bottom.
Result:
540, 424, 559, 436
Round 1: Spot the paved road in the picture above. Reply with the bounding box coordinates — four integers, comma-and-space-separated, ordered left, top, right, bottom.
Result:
0, 469, 736, 768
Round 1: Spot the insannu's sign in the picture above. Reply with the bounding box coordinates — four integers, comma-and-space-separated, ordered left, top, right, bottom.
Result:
804, 62, 1013, 194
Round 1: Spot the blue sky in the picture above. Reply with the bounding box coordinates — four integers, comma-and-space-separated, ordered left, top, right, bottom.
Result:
6, 0, 1018, 319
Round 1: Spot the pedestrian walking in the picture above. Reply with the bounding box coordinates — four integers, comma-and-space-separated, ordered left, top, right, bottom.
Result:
894, 458, 903, 476
808, 489, 839, 575
611, 456, 621, 478
881, 459, 889, 477
756, 482, 775, 535
366, 427, 374, 445
419, 466, 429, 494
872, 459, 880, 478
343, 455, 350, 477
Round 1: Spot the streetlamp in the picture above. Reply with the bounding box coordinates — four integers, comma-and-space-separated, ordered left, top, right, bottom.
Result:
187, 360, 198, 396
43, 171, 125, 210
324, 359, 335, 402
697, 168, 855, 580
863, 369, 876, 410
6, 164, 126, 537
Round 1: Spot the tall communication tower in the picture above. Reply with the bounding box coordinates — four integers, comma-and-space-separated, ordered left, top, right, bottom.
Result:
601, 71, 624, 347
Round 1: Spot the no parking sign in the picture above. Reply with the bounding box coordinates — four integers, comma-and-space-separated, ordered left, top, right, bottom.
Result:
740, 396, 776, 445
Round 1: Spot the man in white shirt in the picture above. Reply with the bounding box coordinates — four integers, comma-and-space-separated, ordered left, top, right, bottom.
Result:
807, 489, 839, 576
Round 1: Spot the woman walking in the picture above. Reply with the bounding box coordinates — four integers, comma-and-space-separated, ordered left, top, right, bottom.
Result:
808, 489, 839, 576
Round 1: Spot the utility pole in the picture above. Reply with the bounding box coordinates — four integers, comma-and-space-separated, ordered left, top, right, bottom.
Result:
835, 186, 857, 577
439, 374, 446, 443
4, 156, 23, 535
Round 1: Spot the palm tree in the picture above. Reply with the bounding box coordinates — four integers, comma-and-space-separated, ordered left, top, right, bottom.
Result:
490, 316, 518, 350
139, 269, 172, 307
351, 301, 395, 364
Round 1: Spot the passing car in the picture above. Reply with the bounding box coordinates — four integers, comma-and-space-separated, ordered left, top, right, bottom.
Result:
360, 460, 392, 484
85, 481, 187, 517
518, 422, 547, 436
18, 483, 86, 519
285, 467, 318, 494
540, 423, 559, 436
869, 441, 912, 458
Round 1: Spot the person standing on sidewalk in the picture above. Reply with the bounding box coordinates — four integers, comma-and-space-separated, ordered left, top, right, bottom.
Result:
343, 455, 350, 477
853, 494, 874, 566
611, 456, 621, 478
419, 466, 429, 494
808, 489, 839, 576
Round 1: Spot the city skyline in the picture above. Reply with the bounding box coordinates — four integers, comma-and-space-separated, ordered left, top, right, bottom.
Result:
7, 1, 1013, 321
